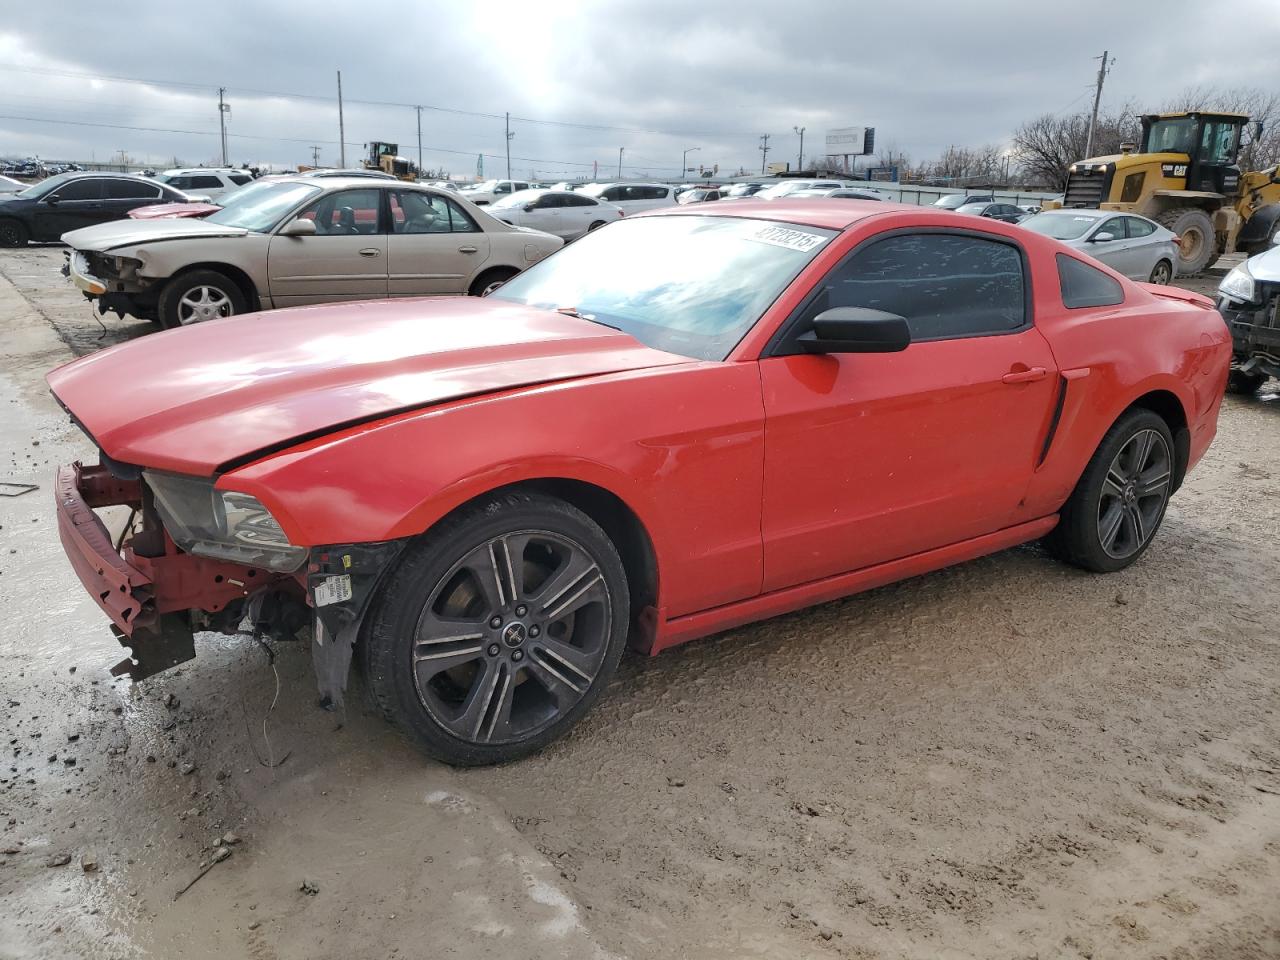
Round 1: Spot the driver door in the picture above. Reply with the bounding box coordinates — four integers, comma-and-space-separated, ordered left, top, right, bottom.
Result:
759, 230, 1059, 591
387, 190, 491, 296
267, 187, 389, 306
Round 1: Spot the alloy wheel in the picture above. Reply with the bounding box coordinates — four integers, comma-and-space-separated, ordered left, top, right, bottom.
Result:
177, 285, 234, 324
1149, 261, 1172, 284
1096, 428, 1172, 560
411, 529, 612, 746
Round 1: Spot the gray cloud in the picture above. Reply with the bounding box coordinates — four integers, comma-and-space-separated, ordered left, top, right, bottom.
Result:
3, 0, 1278, 178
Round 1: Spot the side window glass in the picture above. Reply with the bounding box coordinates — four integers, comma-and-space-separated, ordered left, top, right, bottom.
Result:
230, 174, 252, 186
1097, 218, 1124, 240
1126, 217, 1155, 238
55, 179, 102, 201
104, 180, 158, 200
801, 234, 1026, 340
1058, 254, 1124, 309
393, 191, 452, 234
445, 198, 480, 233
192, 175, 223, 189
300, 188, 383, 235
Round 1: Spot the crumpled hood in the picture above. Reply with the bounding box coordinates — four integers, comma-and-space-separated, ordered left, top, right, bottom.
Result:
47, 296, 690, 475
62, 217, 249, 251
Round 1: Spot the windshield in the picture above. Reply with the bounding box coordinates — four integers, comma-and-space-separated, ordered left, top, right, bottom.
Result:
204, 181, 321, 232
489, 189, 543, 210
1019, 212, 1100, 240
723, 184, 758, 197
463, 180, 498, 192
15, 173, 74, 199
933, 195, 973, 209
1145, 117, 1196, 155
491, 215, 834, 361
956, 203, 988, 214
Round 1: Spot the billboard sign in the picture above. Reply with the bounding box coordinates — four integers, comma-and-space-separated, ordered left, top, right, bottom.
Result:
825, 127, 876, 156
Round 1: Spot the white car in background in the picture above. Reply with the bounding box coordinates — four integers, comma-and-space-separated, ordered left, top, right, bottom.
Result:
485, 188, 624, 240
1019, 209, 1180, 284
755, 179, 863, 199
579, 182, 677, 214
460, 179, 535, 206
154, 167, 254, 201
788, 187, 885, 201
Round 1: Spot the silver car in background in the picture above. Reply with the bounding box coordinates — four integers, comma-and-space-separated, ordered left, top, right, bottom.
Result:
1020, 209, 1179, 284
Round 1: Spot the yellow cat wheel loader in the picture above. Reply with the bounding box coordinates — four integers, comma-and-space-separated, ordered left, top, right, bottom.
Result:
1046, 112, 1280, 274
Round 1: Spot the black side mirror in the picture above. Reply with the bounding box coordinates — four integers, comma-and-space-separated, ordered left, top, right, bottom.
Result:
522, 202, 536, 212
795, 307, 911, 354
45, 193, 60, 205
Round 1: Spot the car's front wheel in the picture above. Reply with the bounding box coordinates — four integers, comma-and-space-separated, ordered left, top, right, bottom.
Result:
364, 492, 630, 766
0, 218, 28, 248
1047, 408, 1175, 573
158, 269, 248, 329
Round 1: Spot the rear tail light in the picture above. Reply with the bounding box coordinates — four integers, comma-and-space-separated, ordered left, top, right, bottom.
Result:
1171, 234, 1181, 244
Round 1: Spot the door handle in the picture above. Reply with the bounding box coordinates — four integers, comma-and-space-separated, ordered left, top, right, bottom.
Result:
1002, 366, 1047, 384
358, 248, 381, 258
458, 245, 478, 254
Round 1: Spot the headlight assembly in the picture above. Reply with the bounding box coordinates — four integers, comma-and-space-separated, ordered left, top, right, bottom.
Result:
1219, 262, 1257, 304
143, 472, 306, 573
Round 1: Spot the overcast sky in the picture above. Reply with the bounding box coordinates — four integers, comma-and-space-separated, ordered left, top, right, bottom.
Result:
2, 0, 1278, 180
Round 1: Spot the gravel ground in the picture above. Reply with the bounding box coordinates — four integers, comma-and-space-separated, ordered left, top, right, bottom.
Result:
0, 247, 1277, 960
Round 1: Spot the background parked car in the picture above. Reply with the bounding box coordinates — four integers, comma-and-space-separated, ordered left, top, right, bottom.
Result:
955, 201, 1029, 223
755, 179, 862, 199
932, 193, 994, 210
580, 182, 677, 213
0, 173, 194, 247
154, 167, 254, 201
676, 186, 726, 204
722, 182, 768, 198
1019, 209, 1179, 283
460, 179, 535, 206
790, 187, 885, 201
62, 178, 563, 328
1217, 239, 1280, 394
485, 188, 623, 239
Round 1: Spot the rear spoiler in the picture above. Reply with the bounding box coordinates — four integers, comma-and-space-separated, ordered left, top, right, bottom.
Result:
1138, 282, 1215, 309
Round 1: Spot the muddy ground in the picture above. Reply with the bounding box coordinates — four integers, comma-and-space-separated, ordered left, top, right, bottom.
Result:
0, 247, 1277, 960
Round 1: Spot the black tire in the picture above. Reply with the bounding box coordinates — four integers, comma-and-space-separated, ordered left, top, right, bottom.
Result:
1148, 259, 1173, 285
1046, 408, 1175, 573
0, 218, 28, 248
1157, 207, 1216, 276
1227, 368, 1267, 395
468, 267, 518, 297
157, 269, 248, 330
364, 491, 630, 766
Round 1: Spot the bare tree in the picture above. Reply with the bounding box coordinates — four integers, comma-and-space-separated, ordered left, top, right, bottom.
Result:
1011, 105, 1140, 189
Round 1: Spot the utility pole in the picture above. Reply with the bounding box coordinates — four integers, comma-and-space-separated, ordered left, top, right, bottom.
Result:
416, 106, 423, 177
337, 70, 346, 168
1084, 51, 1114, 160
794, 126, 805, 173
682, 146, 700, 182
217, 87, 230, 166
505, 112, 513, 180
310, 145, 322, 167
759, 134, 771, 175
618, 147, 624, 179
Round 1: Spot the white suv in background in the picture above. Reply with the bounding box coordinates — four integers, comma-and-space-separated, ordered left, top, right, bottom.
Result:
580, 182, 677, 213
460, 179, 534, 206
155, 168, 254, 201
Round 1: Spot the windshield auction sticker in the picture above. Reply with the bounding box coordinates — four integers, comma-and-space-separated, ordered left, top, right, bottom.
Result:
748, 225, 829, 253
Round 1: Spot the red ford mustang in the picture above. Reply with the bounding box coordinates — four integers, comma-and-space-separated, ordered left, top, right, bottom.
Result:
48, 200, 1230, 765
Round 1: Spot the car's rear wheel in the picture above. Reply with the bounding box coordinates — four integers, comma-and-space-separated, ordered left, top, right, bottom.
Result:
587, 220, 607, 231
1148, 259, 1173, 285
364, 492, 630, 766
158, 269, 247, 329
468, 267, 518, 297
1046, 409, 1175, 573
0, 218, 28, 248
1227, 368, 1267, 395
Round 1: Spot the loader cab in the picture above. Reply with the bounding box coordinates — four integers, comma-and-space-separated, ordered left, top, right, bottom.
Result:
1140, 112, 1247, 197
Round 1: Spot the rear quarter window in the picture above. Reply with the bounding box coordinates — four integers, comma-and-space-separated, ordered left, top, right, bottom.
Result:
1057, 253, 1125, 308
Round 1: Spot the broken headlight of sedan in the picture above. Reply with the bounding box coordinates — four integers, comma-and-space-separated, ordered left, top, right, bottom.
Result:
143, 471, 307, 572
1219, 262, 1257, 305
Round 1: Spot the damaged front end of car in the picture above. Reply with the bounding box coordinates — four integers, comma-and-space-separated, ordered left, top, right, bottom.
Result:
55, 458, 405, 708
1219, 254, 1280, 382
62, 249, 160, 322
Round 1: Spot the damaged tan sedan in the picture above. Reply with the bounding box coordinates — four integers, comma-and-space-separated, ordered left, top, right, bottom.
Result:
62, 176, 564, 329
